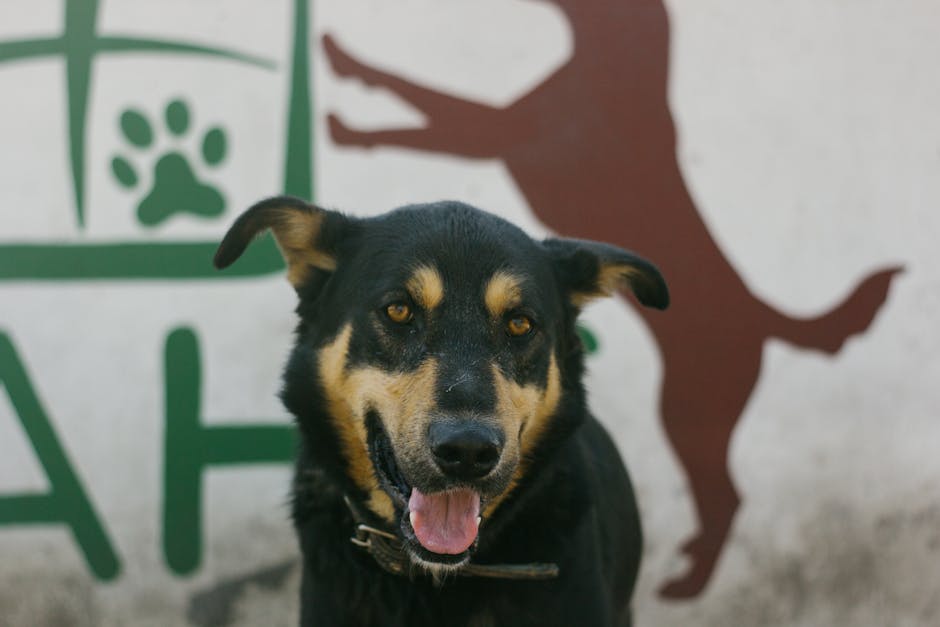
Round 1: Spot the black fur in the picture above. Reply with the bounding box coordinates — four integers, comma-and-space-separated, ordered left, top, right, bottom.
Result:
216, 197, 668, 626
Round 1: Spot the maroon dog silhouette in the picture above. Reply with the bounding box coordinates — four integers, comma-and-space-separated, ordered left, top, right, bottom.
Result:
322, 0, 900, 598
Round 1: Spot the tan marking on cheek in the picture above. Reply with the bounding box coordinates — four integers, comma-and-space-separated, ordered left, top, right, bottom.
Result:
519, 355, 562, 455
273, 211, 337, 287
484, 354, 562, 517
484, 271, 523, 317
344, 360, 438, 446
570, 263, 642, 307
406, 265, 445, 311
349, 361, 439, 517
320, 326, 440, 522
317, 324, 394, 521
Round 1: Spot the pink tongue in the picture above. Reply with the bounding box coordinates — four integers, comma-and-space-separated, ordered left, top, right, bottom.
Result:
408, 488, 481, 555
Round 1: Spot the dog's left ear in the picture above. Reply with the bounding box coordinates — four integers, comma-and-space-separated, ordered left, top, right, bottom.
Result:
544, 237, 669, 310
214, 195, 357, 288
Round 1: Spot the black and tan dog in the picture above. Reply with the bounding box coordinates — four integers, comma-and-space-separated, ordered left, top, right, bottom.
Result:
214, 196, 668, 626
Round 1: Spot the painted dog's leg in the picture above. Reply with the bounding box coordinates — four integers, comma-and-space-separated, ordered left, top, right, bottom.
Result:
326, 114, 502, 158
323, 34, 509, 159
655, 338, 763, 599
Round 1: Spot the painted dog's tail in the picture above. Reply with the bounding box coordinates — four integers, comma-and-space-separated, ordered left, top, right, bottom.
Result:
766, 266, 903, 353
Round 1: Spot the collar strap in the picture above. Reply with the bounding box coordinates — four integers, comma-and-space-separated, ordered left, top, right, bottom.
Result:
344, 497, 559, 581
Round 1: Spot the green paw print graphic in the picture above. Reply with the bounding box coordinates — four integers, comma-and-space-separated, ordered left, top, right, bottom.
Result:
111, 99, 227, 226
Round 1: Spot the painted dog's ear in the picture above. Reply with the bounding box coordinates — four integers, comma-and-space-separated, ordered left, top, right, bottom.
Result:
214, 195, 357, 288
544, 237, 669, 310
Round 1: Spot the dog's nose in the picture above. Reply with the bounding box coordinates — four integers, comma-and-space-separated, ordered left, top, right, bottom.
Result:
429, 421, 503, 480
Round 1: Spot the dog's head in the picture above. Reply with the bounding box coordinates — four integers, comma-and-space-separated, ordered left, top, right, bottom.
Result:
215, 196, 667, 572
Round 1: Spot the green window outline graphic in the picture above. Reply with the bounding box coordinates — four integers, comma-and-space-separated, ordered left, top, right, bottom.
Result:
0, 0, 314, 281
0, 0, 313, 582
0, 0, 601, 583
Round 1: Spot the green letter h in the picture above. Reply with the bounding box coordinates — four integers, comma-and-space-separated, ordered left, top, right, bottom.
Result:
163, 327, 296, 575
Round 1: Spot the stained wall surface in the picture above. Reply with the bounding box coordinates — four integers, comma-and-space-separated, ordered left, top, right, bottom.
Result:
0, 1, 937, 625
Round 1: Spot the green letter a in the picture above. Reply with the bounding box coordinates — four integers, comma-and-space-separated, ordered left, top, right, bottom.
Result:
0, 332, 121, 580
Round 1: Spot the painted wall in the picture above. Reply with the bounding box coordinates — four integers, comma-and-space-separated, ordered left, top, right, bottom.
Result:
1, 1, 937, 625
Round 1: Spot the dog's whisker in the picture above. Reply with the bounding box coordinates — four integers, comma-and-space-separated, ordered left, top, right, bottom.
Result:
444, 373, 472, 393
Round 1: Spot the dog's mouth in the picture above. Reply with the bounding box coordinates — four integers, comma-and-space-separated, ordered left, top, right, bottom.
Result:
366, 411, 482, 567
407, 487, 480, 557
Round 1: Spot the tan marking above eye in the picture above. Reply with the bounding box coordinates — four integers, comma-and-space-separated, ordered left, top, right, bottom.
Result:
406, 265, 445, 311
484, 271, 524, 317
386, 302, 413, 324
507, 315, 533, 336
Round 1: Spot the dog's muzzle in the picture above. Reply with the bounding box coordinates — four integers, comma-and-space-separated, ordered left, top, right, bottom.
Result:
399, 419, 504, 555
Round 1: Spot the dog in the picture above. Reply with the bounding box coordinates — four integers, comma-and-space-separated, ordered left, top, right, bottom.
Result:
322, 0, 902, 597
214, 195, 669, 626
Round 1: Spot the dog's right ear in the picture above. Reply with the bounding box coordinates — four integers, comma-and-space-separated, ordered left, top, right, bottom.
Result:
544, 237, 669, 311
214, 195, 357, 288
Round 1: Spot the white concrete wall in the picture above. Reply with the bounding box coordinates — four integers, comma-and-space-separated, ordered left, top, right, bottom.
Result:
1, 1, 937, 625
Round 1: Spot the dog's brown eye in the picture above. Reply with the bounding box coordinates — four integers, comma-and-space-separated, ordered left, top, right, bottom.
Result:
507, 315, 533, 336
386, 303, 413, 324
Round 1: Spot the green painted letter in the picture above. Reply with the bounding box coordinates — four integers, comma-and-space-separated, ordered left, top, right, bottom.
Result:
162, 327, 296, 575
0, 332, 121, 580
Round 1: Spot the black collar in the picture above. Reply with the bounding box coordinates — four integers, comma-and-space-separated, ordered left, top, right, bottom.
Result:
343, 496, 559, 581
